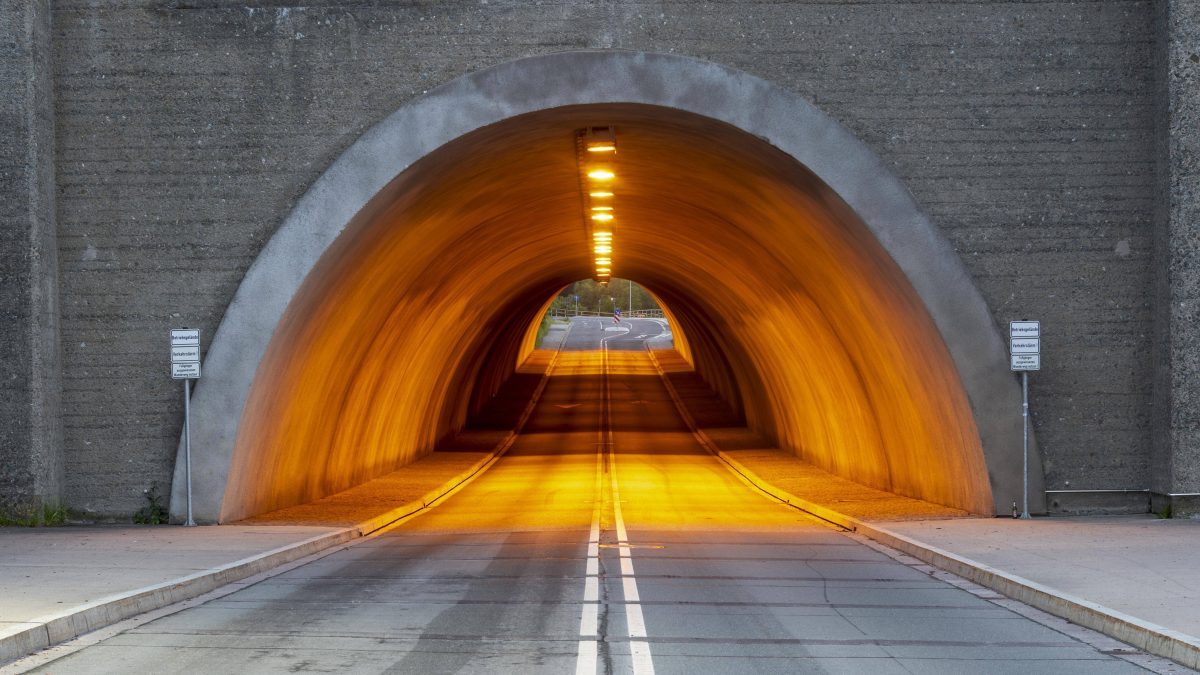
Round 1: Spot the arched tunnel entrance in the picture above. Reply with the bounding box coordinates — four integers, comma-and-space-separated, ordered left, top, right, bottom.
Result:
170, 52, 1043, 524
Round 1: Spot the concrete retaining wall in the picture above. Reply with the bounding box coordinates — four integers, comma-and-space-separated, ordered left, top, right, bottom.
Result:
20, 1, 1163, 517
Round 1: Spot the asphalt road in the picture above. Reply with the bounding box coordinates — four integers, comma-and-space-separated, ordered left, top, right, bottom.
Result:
561, 317, 669, 352
25, 350, 1158, 674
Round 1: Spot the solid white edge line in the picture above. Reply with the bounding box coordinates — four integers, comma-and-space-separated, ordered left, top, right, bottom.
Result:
604, 342, 655, 675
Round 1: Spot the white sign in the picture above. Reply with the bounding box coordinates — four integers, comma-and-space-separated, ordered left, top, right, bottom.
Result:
170, 328, 201, 379
1010, 337, 1040, 354
171, 329, 200, 347
1011, 353, 1041, 371
1009, 320, 1041, 371
1010, 321, 1040, 338
171, 361, 201, 379
171, 345, 199, 362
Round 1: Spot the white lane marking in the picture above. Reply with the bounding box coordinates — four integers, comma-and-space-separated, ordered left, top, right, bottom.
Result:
575, 397, 606, 674
603, 339, 655, 675
574, 641, 598, 675
630, 642, 654, 670
579, 603, 599, 637
621, 575, 640, 602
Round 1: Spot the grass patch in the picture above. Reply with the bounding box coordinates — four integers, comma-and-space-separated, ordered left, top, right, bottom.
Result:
0, 502, 68, 527
132, 483, 169, 525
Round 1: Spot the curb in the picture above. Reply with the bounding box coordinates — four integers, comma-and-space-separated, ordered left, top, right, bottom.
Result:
1, 349, 563, 668
644, 347, 1200, 671
0, 527, 358, 666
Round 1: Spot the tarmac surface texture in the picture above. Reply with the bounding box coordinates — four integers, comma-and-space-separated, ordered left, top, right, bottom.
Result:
10, 350, 1177, 674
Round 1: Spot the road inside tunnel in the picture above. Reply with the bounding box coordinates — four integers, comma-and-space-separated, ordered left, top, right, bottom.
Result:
46, 349, 1140, 673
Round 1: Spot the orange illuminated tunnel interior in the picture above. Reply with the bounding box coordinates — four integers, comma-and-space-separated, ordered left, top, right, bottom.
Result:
221, 104, 992, 523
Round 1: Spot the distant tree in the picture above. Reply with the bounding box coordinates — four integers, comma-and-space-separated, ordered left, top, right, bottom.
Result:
554, 278, 659, 314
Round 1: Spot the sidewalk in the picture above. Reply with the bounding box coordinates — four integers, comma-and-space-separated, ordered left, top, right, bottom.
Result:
0, 442, 500, 666
885, 515, 1200, 639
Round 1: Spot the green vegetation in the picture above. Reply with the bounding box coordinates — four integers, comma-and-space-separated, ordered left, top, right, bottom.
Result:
133, 483, 170, 525
0, 502, 68, 527
549, 278, 660, 315
1155, 503, 1173, 519
535, 312, 554, 345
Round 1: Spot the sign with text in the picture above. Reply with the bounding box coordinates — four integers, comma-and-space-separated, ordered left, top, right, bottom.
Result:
1009, 320, 1040, 371
1010, 353, 1040, 371
170, 328, 201, 379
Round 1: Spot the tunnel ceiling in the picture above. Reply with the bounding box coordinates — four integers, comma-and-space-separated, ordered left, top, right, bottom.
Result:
222, 104, 992, 522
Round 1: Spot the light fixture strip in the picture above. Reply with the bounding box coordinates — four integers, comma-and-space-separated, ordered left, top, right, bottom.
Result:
575, 126, 617, 283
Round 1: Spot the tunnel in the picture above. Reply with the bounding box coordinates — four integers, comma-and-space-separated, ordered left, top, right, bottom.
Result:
171, 51, 1042, 524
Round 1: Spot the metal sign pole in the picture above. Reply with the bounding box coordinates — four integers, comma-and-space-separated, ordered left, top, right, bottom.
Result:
170, 327, 201, 526
1021, 371, 1031, 520
1009, 319, 1038, 520
184, 377, 195, 527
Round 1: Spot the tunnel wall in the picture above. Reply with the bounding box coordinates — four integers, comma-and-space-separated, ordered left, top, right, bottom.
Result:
44, 5, 1155, 518
161, 55, 1030, 521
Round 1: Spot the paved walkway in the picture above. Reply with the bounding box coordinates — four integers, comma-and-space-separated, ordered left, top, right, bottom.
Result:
886, 515, 1200, 640
0, 524, 340, 630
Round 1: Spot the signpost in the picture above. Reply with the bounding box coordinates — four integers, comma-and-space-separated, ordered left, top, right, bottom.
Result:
171, 329, 201, 527
1009, 320, 1039, 520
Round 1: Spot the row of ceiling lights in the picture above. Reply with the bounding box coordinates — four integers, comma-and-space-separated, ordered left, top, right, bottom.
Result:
576, 127, 617, 284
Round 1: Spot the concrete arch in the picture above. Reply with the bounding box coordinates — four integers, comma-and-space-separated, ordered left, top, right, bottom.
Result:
170, 50, 1043, 523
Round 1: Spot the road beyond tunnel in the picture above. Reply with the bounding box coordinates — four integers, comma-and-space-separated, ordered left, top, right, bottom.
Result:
47, 350, 1145, 673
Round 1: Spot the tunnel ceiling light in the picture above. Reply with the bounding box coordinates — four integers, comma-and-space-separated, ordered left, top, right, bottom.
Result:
576, 125, 618, 283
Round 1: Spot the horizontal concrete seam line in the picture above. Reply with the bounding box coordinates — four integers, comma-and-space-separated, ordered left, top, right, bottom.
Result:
356, 343, 564, 537
0, 527, 359, 667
